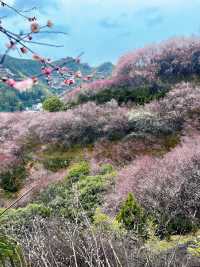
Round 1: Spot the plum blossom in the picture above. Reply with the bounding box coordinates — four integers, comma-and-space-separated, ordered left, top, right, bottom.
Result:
4, 77, 37, 91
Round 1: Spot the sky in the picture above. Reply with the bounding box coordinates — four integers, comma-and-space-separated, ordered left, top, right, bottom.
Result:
1, 0, 200, 66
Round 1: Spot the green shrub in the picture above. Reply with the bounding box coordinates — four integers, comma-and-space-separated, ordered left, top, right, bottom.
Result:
99, 163, 115, 175
78, 167, 116, 216
0, 235, 26, 266
0, 166, 27, 193
37, 182, 69, 207
116, 193, 148, 237
37, 162, 91, 219
78, 175, 106, 212
42, 96, 64, 112
0, 204, 51, 229
37, 162, 116, 220
67, 161, 90, 182
35, 162, 116, 221
166, 215, 199, 236
93, 208, 123, 235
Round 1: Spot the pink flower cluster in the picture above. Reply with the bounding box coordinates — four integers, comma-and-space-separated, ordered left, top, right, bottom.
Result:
106, 135, 200, 218
3, 77, 38, 91
148, 82, 200, 132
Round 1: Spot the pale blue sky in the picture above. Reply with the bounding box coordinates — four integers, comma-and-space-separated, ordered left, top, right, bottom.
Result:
1, 0, 200, 65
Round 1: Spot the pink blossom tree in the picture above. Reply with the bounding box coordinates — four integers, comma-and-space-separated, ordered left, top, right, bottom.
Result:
0, 1, 90, 92
64, 37, 200, 107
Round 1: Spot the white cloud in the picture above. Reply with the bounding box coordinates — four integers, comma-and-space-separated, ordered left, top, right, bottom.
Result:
1, 0, 199, 65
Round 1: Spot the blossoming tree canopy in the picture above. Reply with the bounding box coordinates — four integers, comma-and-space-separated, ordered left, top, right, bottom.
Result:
0, 1, 95, 92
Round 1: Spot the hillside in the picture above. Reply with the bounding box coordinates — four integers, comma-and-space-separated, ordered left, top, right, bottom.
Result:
2, 55, 114, 80
63, 37, 200, 107
0, 56, 114, 111
0, 38, 200, 266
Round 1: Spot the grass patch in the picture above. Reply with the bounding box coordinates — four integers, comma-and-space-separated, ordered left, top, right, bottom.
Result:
147, 230, 200, 253
37, 146, 86, 172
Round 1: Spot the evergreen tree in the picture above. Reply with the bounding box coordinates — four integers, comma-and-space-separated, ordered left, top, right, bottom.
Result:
116, 193, 147, 237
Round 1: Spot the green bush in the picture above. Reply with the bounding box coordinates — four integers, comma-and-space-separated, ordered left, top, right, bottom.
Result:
99, 164, 114, 175
78, 175, 106, 212
0, 204, 51, 227
0, 166, 27, 193
67, 161, 90, 182
166, 215, 199, 236
37, 162, 116, 220
116, 193, 148, 237
0, 235, 26, 266
37, 182, 69, 207
93, 208, 123, 235
77, 167, 116, 217
42, 96, 64, 112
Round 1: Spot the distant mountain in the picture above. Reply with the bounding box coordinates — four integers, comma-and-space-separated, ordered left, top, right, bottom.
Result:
2, 55, 114, 81
0, 55, 114, 111
2, 56, 43, 78
95, 62, 114, 77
